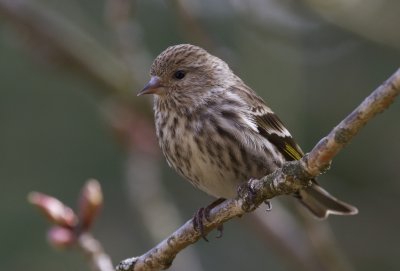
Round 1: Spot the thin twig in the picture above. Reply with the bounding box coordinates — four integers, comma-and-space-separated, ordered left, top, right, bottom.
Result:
29, 180, 114, 271
78, 233, 115, 271
116, 68, 400, 271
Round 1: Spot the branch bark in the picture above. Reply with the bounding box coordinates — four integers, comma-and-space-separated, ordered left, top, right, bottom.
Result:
116, 68, 400, 271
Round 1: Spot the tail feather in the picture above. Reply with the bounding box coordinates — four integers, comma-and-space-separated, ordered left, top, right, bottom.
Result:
298, 184, 358, 219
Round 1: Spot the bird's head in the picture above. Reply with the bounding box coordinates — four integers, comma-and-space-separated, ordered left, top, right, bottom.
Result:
138, 44, 235, 99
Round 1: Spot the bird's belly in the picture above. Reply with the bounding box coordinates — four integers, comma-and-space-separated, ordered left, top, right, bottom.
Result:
187, 152, 243, 199
162, 132, 280, 199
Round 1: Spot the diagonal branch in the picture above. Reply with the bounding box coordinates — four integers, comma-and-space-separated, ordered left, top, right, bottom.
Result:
116, 68, 400, 271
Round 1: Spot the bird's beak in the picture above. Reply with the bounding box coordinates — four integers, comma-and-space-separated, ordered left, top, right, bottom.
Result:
138, 76, 163, 96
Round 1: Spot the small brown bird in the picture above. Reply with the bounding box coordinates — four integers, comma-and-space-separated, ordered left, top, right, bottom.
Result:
139, 44, 357, 222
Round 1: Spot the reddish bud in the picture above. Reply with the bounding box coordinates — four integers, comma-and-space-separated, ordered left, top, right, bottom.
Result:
28, 192, 77, 228
78, 179, 103, 231
47, 226, 75, 249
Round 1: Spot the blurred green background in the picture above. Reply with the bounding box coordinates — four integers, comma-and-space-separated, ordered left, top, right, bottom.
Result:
1, 0, 399, 270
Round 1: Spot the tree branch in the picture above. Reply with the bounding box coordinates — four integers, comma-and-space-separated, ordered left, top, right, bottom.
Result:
116, 68, 400, 271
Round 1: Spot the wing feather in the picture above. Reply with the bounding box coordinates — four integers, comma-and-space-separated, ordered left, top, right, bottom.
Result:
228, 84, 304, 161
255, 113, 303, 161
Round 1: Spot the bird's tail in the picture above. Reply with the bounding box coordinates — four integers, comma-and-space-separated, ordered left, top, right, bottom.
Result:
298, 184, 358, 219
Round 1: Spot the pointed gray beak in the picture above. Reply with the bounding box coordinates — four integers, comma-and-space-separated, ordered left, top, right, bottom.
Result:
138, 76, 162, 96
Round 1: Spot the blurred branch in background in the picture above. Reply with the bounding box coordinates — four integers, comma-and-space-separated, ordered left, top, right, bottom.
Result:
78, 233, 114, 271
228, 0, 360, 65
303, 0, 400, 50
249, 205, 354, 271
167, 0, 215, 50
295, 207, 355, 271
229, 0, 319, 38
105, 0, 151, 85
0, 0, 130, 96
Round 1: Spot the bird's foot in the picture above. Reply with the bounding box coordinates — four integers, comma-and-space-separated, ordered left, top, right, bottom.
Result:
193, 207, 208, 241
237, 178, 259, 212
192, 198, 226, 241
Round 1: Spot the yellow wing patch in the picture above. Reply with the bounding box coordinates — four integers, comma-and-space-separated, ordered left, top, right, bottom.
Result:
284, 143, 303, 160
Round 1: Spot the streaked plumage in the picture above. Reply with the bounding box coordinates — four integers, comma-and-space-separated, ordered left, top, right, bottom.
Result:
139, 44, 358, 219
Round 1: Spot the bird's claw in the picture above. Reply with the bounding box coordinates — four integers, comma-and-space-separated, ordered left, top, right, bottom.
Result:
193, 207, 208, 241
216, 224, 224, 238
237, 178, 259, 212
192, 198, 226, 241
264, 200, 272, 211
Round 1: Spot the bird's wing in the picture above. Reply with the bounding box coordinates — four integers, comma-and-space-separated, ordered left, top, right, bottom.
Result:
254, 112, 303, 161
230, 84, 304, 161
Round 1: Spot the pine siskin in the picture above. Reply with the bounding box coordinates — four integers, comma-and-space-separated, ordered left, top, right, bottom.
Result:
139, 44, 358, 220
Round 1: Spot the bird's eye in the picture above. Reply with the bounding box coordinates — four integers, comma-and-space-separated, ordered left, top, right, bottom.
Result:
173, 70, 186, 80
